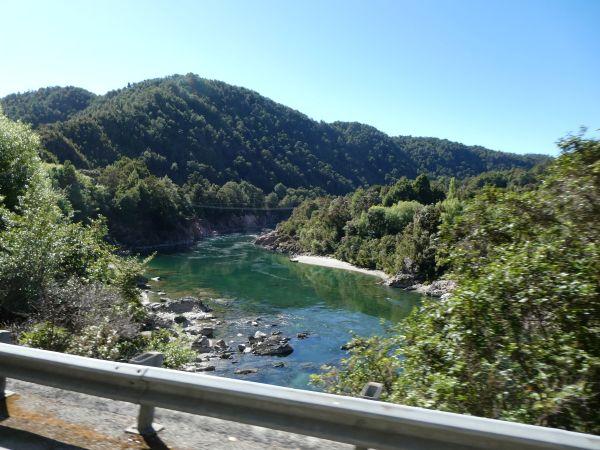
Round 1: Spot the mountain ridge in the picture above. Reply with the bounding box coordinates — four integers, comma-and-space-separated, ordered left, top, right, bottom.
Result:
1, 73, 549, 194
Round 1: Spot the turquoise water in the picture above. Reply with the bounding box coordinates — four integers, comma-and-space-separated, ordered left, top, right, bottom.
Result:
146, 234, 421, 389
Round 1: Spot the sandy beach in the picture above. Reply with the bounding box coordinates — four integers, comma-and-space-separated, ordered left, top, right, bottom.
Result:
290, 255, 389, 280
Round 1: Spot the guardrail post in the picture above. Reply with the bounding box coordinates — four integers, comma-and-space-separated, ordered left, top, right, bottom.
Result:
354, 382, 384, 450
125, 352, 164, 436
0, 331, 15, 399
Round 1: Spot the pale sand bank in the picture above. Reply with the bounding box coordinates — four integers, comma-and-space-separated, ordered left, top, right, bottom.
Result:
290, 255, 388, 280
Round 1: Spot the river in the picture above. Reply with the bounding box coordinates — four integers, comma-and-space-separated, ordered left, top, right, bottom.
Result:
145, 234, 422, 390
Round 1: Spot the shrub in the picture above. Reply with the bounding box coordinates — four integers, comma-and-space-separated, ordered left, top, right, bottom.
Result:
19, 322, 72, 352
147, 328, 196, 369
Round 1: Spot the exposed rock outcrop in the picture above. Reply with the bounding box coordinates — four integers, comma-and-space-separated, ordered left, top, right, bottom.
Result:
253, 230, 299, 253
409, 279, 457, 297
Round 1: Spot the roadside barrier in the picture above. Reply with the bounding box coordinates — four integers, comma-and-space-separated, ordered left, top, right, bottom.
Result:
1, 333, 599, 449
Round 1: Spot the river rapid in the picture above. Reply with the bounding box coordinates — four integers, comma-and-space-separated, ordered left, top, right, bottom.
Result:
145, 234, 422, 390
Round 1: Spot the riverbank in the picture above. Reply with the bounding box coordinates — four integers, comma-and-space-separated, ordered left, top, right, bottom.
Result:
290, 255, 388, 280
255, 230, 456, 297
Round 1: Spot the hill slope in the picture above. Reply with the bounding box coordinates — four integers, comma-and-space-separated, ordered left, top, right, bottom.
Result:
2, 74, 547, 194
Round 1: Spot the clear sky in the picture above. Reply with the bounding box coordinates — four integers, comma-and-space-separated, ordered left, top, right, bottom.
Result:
1, 0, 598, 155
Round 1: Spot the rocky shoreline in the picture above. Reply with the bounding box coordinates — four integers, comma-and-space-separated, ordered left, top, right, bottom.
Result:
254, 230, 456, 298
140, 292, 304, 375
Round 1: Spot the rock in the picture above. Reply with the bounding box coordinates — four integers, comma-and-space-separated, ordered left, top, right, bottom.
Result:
185, 326, 214, 337
188, 312, 214, 320
296, 332, 309, 339
243, 347, 253, 354
150, 276, 160, 282
413, 279, 457, 297
220, 352, 233, 359
251, 321, 259, 327
440, 292, 453, 301
341, 341, 358, 351
140, 331, 152, 339
212, 339, 229, 352
253, 230, 279, 249
386, 273, 418, 288
200, 326, 214, 337
192, 335, 211, 353
157, 291, 166, 296
271, 323, 278, 327
174, 315, 187, 324
254, 331, 267, 340
235, 368, 258, 375
237, 344, 246, 352
196, 364, 216, 372
252, 338, 294, 356
273, 362, 285, 368
271, 330, 282, 336
236, 333, 243, 337
154, 297, 212, 314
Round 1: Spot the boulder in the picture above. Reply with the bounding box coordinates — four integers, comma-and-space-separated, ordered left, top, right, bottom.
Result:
252, 338, 294, 356
174, 315, 187, 325
235, 368, 258, 375
237, 343, 246, 352
254, 331, 267, 340
212, 339, 229, 352
192, 335, 211, 353
196, 364, 216, 372
297, 332, 309, 339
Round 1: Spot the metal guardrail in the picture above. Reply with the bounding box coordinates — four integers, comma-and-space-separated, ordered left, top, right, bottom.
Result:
1, 341, 599, 450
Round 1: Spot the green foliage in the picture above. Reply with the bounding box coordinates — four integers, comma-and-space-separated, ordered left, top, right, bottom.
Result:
0, 112, 41, 211
0, 111, 144, 326
67, 318, 122, 360
3, 75, 545, 195
311, 334, 401, 401
0, 86, 96, 127
19, 322, 72, 352
317, 134, 600, 433
147, 328, 196, 369
274, 175, 443, 277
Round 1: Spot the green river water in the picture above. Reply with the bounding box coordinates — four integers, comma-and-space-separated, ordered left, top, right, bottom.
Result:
146, 234, 422, 390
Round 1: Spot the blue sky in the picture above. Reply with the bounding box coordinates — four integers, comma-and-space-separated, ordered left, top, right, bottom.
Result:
1, 0, 598, 155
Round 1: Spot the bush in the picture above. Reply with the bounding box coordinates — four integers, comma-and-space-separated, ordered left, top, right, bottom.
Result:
147, 328, 197, 369
19, 322, 72, 352
68, 319, 122, 360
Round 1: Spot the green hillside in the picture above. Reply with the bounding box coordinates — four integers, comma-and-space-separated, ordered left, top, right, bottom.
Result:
2, 74, 547, 194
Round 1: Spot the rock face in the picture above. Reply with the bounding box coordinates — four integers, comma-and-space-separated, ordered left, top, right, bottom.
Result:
385, 273, 418, 288
253, 230, 299, 253
410, 279, 457, 297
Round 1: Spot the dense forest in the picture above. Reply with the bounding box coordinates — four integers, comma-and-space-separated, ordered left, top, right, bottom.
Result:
0, 74, 549, 247
2, 74, 546, 194
269, 133, 599, 433
267, 166, 544, 281
0, 110, 207, 368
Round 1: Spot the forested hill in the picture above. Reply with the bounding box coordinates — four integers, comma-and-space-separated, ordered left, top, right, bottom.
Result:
1, 86, 96, 127
1, 74, 548, 194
